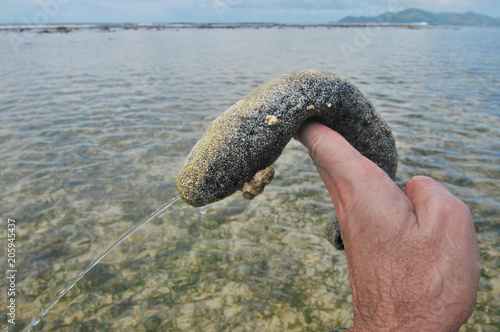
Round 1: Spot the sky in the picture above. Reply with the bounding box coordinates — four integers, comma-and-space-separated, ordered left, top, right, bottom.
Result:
1, 0, 499, 25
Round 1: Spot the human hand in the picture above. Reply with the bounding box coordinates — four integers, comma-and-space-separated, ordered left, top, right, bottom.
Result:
296, 121, 481, 331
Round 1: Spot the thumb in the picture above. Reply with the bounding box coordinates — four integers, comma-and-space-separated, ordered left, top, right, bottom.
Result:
295, 121, 383, 214
295, 121, 411, 240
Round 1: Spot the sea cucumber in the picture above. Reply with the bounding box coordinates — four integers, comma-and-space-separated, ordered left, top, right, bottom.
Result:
176, 70, 397, 248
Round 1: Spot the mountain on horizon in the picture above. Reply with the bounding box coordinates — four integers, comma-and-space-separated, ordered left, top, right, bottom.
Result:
338, 8, 500, 26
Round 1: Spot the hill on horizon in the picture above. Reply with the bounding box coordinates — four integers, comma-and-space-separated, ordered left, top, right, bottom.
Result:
338, 8, 500, 26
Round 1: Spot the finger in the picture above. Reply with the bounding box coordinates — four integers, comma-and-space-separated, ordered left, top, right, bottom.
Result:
404, 175, 480, 272
405, 176, 457, 203
404, 176, 481, 292
295, 121, 368, 211
405, 176, 467, 230
296, 121, 413, 242
295, 121, 364, 181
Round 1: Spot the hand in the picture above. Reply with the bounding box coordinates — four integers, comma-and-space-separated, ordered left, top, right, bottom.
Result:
296, 121, 481, 331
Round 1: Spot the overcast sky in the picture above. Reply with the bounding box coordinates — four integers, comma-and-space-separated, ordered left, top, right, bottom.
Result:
2, 0, 499, 25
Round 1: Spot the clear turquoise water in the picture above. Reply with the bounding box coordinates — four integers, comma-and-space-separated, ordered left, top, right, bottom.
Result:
1, 26, 499, 331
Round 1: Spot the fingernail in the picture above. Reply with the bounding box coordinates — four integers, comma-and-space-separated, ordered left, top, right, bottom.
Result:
408, 175, 431, 183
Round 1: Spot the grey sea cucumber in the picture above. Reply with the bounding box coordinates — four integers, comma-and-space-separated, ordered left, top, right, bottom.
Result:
176, 70, 397, 248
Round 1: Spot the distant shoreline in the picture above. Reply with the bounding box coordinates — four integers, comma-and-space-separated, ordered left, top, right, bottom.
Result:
0, 22, 463, 34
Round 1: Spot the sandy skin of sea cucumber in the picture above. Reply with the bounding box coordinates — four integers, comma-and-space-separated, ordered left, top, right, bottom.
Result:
176, 70, 397, 208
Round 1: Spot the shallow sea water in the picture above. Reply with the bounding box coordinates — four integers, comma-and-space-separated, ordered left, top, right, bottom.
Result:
1, 26, 499, 331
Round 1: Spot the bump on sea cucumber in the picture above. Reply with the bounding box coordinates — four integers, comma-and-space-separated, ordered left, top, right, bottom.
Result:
241, 167, 275, 200
265, 115, 279, 126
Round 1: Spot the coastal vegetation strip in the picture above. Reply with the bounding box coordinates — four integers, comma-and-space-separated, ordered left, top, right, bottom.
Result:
0, 22, 441, 34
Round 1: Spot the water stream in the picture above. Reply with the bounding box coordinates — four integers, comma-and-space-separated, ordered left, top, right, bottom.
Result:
23, 196, 182, 331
